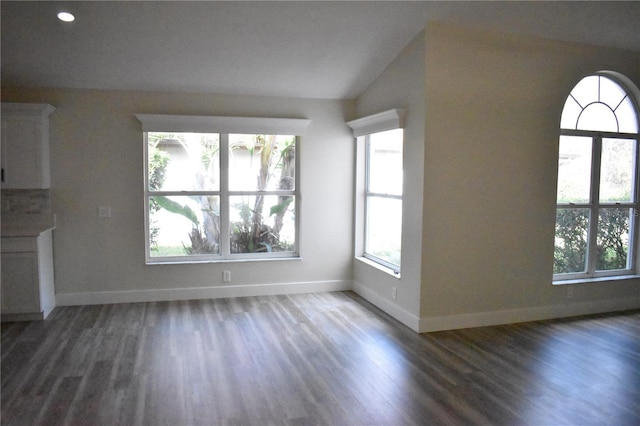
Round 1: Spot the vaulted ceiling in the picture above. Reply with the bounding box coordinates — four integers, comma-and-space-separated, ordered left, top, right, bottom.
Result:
2, 1, 639, 100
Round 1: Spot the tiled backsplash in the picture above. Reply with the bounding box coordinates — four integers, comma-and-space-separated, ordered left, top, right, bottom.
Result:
1, 189, 52, 214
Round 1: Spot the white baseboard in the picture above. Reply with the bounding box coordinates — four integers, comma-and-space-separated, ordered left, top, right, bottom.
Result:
55, 280, 353, 307
55, 280, 639, 334
419, 295, 640, 332
352, 281, 421, 332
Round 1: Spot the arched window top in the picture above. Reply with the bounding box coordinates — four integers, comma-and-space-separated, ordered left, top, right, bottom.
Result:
560, 73, 639, 134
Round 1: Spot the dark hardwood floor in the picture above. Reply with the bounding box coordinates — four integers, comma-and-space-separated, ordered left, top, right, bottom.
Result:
1, 291, 639, 426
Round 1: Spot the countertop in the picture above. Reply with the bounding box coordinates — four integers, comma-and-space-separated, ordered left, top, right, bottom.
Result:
1, 213, 56, 237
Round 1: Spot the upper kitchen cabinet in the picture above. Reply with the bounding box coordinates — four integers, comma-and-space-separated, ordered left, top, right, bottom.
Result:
1, 103, 55, 189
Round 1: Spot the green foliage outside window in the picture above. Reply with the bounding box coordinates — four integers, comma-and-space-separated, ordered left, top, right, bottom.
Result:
596, 209, 630, 270
148, 133, 296, 257
148, 149, 169, 248
554, 208, 630, 274
229, 135, 296, 254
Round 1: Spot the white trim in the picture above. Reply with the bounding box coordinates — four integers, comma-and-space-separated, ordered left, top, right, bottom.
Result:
553, 274, 640, 285
1, 312, 46, 322
355, 256, 401, 278
135, 114, 311, 135
346, 108, 406, 137
55, 280, 352, 306
1, 103, 55, 117
597, 70, 640, 113
352, 280, 420, 332
418, 295, 640, 333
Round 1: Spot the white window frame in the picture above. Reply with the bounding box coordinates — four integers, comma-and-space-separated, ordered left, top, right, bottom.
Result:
554, 72, 640, 282
136, 114, 310, 264
347, 109, 406, 275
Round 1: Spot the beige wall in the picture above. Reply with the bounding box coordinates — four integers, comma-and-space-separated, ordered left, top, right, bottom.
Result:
1, 88, 356, 303
3, 23, 638, 331
352, 30, 425, 329
421, 24, 640, 330
340, 23, 640, 332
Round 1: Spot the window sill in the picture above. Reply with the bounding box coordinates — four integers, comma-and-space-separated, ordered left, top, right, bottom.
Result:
553, 274, 640, 285
147, 256, 302, 265
355, 256, 401, 279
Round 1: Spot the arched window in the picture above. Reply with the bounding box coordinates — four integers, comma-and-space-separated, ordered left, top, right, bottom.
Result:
554, 72, 640, 280
560, 73, 638, 133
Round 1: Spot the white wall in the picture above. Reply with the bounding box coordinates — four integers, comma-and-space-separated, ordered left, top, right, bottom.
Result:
352, 31, 426, 331
421, 24, 640, 331
1, 88, 356, 304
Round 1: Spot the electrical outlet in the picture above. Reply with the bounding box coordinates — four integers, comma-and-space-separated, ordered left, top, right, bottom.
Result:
223, 271, 231, 282
391, 287, 397, 300
566, 287, 574, 299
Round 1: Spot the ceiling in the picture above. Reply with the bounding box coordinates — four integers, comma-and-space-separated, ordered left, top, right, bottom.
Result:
2, 1, 639, 100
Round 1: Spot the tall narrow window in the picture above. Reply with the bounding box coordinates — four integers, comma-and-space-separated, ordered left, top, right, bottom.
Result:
554, 73, 640, 280
365, 129, 403, 270
137, 114, 310, 263
348, 109, 405, 274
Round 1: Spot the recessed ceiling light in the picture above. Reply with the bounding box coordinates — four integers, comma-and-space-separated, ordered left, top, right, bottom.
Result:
57, 11, 75, 22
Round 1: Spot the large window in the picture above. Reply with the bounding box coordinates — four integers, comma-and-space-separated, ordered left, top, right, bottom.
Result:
137, 115, 310, 263
348, 109, 405, 274
554, 72, 640, 280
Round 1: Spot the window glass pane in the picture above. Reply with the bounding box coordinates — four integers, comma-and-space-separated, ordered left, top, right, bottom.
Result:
615, 96, 639, 133
368, 129, 403, 195
149, 195, 220, 257
570, 76, 598, 107
576, 103, 618, 132
554, 208, 590, 274
229, 134, 296, 192
148, 132, 219, 191
600, 76, 627, 110
596, 208, 631, 271
600, 138, 636, 203
365, 197, 402, 267
229, 195, 295, 253
557, 136, 592, 203
560, 97, 581, 130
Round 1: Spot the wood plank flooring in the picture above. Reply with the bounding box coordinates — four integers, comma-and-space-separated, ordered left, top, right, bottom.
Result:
2, 291, 639, 425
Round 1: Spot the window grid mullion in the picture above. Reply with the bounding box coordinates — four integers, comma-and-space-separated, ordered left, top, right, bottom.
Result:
227, 190, 296, 196
143, 132, 152, 262
634, 138, 640, 203
363, 135, 372, 259
294, 136, 301, 255
587, 136, 602, 275
364, 136, 372, 192
561, 129, 638, 139
365, 192, 402, 200
147, 191, 221, 197
219, 133, 230, 257
629, 138, 640, 272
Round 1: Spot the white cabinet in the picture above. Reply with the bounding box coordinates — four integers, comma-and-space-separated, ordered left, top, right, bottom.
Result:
1, 103, 55, 189
1, 230, 56, 321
